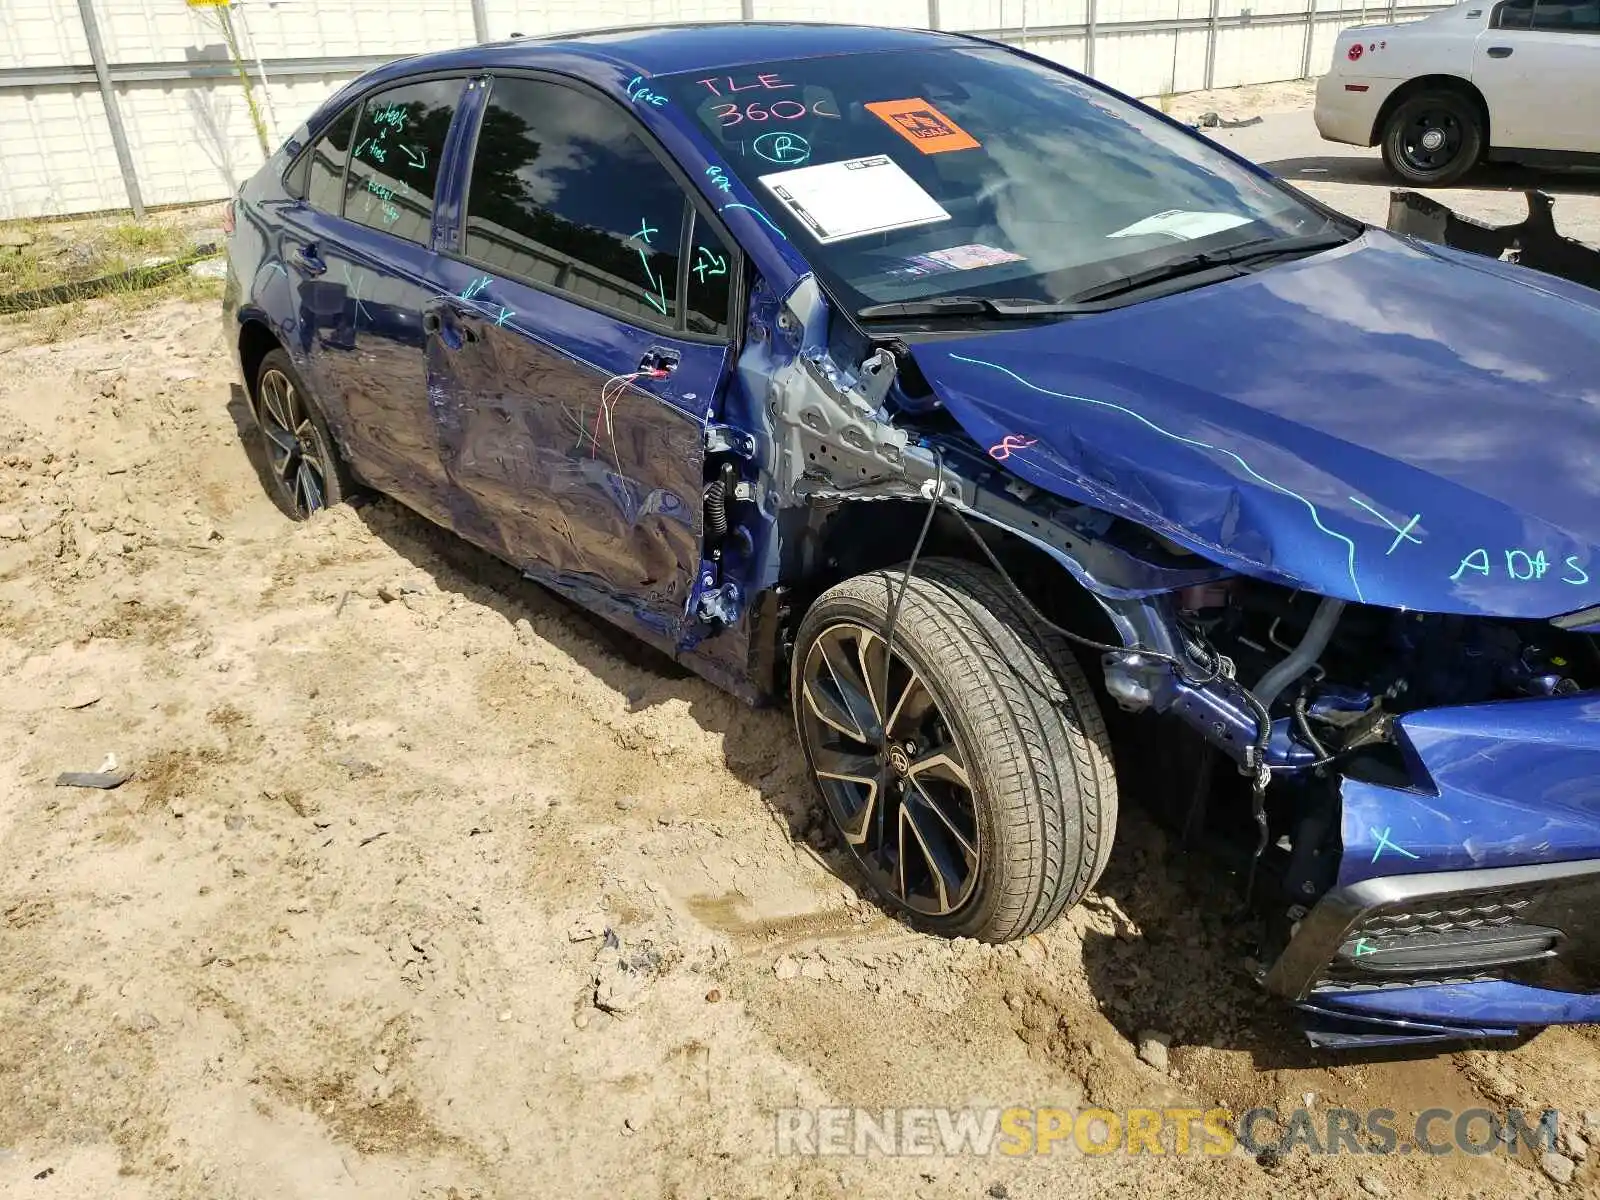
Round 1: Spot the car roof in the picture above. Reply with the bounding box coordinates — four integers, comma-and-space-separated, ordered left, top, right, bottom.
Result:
379, 21, 973, 83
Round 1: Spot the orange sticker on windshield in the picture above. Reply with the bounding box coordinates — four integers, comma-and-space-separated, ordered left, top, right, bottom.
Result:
865, 98, 980, 155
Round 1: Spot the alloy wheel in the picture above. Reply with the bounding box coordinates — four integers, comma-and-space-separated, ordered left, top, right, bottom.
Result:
798, 622, 981, 916
257, 368, 329, 519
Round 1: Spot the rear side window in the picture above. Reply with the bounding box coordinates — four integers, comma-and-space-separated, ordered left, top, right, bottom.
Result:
1497, 0, 1600, 29
305, 104, 357, 214
463, 76, 690, 328
344, 78, 462, 245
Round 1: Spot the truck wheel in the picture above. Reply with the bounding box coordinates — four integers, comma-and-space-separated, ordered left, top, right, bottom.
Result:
1381, 90, 1483, 187
792, 557, 1117, 942
253, 349, 354, 520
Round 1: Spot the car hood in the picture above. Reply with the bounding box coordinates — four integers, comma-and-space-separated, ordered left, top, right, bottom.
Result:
910, 229, 1600, 619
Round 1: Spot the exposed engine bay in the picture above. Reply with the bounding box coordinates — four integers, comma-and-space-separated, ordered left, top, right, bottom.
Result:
1099, 571, 1600, 777
1187, 580, 1600, 756
1099, 576, 1600, 945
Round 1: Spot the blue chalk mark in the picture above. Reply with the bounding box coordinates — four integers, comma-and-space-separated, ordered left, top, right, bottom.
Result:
692, 246, 727, 283
1450, 548, 1491, 582
459, 275, 492, 302
625, 76, 669, 107
1506, 548, 1549, 581
628, 225, 670, 314
493, 306, 514, 327
639, 257, 669, 315
1370, 826, 1419, 863
719, 202, 786, 240
340, 265, 371, 325
1348, 496, 1423, 556
948, 354, 1367, 603
1352, 938, 1376, 957
266, 262, 288, 277
705, 166, 732, 194
400, 143, 426, 170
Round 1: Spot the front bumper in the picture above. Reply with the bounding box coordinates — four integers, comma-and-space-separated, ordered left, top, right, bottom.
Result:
1268, 696, 1600, 1041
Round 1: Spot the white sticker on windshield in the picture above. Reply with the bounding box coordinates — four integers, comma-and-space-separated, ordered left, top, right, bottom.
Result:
759, 156, 950, 244
1107, 210, 1253, 241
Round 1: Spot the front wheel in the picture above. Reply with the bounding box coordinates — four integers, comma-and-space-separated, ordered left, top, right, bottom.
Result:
1380, 91, 1483, 187
791, 558, 1118, 942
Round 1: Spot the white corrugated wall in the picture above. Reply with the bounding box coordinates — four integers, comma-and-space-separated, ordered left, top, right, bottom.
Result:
0, 0, 1443, 220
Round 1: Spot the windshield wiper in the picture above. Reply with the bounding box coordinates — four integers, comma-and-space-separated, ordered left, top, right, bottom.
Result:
856, 295, 1088, 320
856, 231, 1356, 321
1068, 231, 1355, 304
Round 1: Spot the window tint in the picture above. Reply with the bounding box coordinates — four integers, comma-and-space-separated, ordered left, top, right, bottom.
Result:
1498, 0, 1599, 28
305, 104, 357, 214
685, 213, 733, 336
1498, 0, 1534, 26
465, 76, 688, 326
344, 79, 461, 244
1536, 0, 1600, 28
284, 141, 311, 199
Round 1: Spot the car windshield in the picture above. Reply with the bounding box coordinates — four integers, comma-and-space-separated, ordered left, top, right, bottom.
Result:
663, 47, 1346, 313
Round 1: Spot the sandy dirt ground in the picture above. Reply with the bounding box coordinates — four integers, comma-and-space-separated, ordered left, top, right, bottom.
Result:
3, 85, 1600, 1200
1168, 78, 1600, 241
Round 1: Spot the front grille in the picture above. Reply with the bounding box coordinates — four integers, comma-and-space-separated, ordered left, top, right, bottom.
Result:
1311, 974, 1496, 993
1355, 894, 1534, 936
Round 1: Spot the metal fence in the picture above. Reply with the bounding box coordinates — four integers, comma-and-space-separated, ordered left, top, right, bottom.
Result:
0, 0, 1446, 220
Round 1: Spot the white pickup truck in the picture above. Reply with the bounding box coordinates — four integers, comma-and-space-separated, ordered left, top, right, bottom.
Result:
1314, 0, 1600, 185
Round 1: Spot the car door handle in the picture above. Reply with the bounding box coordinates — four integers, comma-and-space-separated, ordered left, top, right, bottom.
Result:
639, 348, 680, 377
290, 245, 326, 276
1487, 45, 1514, 57
424, 296, 485, 342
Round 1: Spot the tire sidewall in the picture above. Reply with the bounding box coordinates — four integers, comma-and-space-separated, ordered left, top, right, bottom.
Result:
255, 348, 347, 517
790, 584, 1029, 940
1383, 93, 1481, 186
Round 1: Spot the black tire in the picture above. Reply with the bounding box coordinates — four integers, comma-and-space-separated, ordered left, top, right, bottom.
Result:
791, 557, 1118, 942
1381, 90, 1483, 187
252, 349, 355, 520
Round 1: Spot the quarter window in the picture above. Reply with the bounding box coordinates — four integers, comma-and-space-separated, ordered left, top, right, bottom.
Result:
464, 77, 693, 327
685, 213, 734, 337
344, 79, 462, 244
304, 104, 357, 214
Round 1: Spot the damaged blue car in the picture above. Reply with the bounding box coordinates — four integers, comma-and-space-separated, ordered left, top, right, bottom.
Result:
222, 22, 1600, 1047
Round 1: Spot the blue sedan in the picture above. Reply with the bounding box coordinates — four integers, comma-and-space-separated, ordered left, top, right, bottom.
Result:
223, 21, 1600, 1047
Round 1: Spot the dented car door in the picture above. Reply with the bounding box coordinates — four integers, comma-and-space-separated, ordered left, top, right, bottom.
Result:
422, 74, 738, 652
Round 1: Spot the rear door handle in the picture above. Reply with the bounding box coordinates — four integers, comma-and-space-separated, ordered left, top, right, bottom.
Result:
290, 245, 326, 276
445, 296, 483, 342
1487, 45, 1514, 57
423, 297, 481, 348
